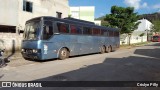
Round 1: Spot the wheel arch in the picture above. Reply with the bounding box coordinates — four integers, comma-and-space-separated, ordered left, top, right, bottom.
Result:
57, 47, 70, 58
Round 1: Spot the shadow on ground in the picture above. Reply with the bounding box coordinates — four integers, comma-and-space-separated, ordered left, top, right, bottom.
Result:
134, 43, 160, 59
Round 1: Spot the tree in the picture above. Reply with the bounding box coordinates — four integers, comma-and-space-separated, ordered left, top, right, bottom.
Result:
95, 16, 110, 27
151, 20, 160, 34
105, 6, 140, 45
139, 33, 145, 42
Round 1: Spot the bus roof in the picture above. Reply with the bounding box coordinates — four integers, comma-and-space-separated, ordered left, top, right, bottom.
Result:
64, 17, 95, 25
26, 16, 119, 31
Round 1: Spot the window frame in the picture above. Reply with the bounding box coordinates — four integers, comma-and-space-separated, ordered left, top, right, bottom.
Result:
56, 22, 70, 34
92, 28, 101, 36
70, 24, 83, 35
23, 0, 33, 13
82, 26, 92, 35
42, 21, 54, 40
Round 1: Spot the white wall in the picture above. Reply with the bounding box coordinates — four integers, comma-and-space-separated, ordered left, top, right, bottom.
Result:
18, 0, 69, 30
120, 19, 152, 45
0, 0, 69, 30
94, 20, 101, 26
0, 0, 19, 26
135, 19, 152, 31
70, 6, 95, 22
70, 7, 80, 19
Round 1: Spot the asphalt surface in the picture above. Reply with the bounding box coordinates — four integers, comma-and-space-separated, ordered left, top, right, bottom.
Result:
0, 42, 160, 90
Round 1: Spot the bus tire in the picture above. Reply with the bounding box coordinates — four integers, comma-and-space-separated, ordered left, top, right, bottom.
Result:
106, 46, 111, 53
24, 57, 29, 60
59, 48, 69, 60
100, 46, 105, 54
0, 58, 5, 68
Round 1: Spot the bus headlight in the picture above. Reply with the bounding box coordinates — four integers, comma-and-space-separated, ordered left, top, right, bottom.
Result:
33, 49, 38, 53
21, 49, 24, 52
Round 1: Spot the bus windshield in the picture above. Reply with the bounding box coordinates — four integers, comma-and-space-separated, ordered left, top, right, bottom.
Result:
24, 21, 41, 40
153, 36, 159, 39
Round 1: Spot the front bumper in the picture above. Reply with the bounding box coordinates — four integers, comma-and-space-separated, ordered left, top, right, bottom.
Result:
21, 52, 42, 60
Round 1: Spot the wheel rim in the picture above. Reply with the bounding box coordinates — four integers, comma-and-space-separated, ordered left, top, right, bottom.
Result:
61, 50, 67, 57
102, 47, 105, 52
100, 46, 105, 53
109, 46, 112, 52
0, 59, 4, 67
108, 46, 111, 52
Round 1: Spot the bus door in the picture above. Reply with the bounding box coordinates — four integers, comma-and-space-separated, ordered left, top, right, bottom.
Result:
42, 21, 55, 59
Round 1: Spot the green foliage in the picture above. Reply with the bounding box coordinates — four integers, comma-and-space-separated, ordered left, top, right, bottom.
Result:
105, 6, 140, 34
68, 14, 72, 18
139, 33, 145, 37
151, 20, 160, 33
139, 13, 160, 22
95, 16, 110, 27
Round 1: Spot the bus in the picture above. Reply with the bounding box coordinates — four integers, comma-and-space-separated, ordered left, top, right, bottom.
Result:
152, 35, 160, 42
21, 16, 120, 60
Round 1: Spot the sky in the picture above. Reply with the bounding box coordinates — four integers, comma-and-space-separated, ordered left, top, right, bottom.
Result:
69, 0, 160, 18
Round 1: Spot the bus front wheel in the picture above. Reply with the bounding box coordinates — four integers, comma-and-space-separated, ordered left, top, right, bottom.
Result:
59, 48, 69, 60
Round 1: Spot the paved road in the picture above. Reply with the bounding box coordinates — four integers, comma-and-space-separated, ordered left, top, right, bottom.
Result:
0, 42, 160, 90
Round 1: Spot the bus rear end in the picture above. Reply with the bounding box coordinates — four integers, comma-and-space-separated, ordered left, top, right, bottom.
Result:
152, 35, 160, 42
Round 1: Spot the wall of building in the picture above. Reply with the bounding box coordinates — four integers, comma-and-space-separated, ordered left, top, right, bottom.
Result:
0, 0, 19, 26
94, 20, 101, 26
70, 6, 101, 25
70, 7, 80, 19
0, 0, 69, 52
0, 33, 23, 52
0, 0, 69, 30
79, 6, 94, 22
135, 19, 152, 31
18, 0, 69, 30
120, 19, 152, 45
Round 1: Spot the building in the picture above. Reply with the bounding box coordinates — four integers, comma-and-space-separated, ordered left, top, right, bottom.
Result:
0, 0, 69, 51
69, 6, 101, 25
0, 0, 69, 33
120, 19, 153, 44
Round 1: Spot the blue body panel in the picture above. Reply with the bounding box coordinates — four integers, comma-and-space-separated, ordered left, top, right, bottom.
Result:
21, 34, 120, 60
21, 16, 120, 60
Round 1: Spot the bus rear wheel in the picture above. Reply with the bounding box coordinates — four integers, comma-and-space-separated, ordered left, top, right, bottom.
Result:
100, 46, 105, 54
59, 48, 69, 60
106, 46, 111, 53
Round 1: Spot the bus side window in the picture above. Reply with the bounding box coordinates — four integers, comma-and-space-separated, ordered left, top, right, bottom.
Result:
109, 31, 112, 37
43, 21, 53, 40
97, 29, 101, 35
77, 26, 82, 34
103, 29, 108, 36
117, 32, 119, 37
93, 28, 101, 35
83, 27, 92, 35
57, 22, 69, 33
93, 28, 97, 35
43, 26, 53, 40
70, 25, 77, 34
101, 29, 104, 35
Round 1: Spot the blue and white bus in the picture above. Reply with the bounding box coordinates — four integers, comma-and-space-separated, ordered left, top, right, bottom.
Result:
21, 16, 120, 60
